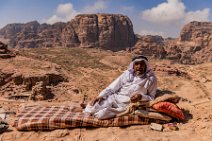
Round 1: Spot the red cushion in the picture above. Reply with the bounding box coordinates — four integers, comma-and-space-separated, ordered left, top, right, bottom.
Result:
152, 101, 185, 120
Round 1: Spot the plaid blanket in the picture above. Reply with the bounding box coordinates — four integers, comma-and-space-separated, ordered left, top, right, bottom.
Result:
13, 106, 163, 131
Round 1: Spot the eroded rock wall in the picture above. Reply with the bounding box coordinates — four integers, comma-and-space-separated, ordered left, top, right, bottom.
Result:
62, 14, 136, 51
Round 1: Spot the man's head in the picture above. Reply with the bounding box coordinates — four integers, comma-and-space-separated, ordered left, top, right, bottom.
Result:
132, 55, 148, 75
133, 60, 147, 75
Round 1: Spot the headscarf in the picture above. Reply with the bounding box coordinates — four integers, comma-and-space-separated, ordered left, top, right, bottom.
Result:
127, 56, 154, 82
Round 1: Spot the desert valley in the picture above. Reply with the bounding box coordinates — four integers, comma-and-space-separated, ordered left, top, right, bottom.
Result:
0, 14, 212, 141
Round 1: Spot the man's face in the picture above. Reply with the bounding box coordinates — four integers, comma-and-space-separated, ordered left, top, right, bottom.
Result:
133, 60, 146, 75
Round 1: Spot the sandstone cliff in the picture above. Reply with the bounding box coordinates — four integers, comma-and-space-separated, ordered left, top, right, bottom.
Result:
0, 21, 66, 48
0, 14, 136, 51
132, 35, 167, 59
132, 21, 212, 64
165, 21, 212, 64
62, 14, 136, 51
1, 16, 212, 64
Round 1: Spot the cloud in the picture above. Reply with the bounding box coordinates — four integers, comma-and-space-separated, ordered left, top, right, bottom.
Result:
139, 0, 211, 37
82, 1, 107, 13
46, 1, 107, 24
184, 8, 210, 24
141, 0, 210, 24
46, 15, 62, 24
141, 0, 185, 24
46, 3, 80, 24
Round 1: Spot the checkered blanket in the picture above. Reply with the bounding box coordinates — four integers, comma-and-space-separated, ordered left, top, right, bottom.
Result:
13, 106, 163, 131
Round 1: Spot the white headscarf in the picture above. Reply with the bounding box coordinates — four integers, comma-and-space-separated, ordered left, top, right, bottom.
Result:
127, 58, 154, 82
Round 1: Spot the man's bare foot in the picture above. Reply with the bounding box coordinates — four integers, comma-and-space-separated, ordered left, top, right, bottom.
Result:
72, 107, 83, 112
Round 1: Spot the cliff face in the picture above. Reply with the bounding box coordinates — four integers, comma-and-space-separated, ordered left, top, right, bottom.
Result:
0, 14, 136, 51
132, 35, 167, 59
62, 14, 136, 51
180, 21, 212, 43
165, 21, 212, 64
1, 16, 212, 64
132, 21, 212, 64
0, 21, 66, 48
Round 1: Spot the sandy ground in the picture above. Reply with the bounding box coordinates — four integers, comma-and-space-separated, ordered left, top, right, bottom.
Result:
0, 48, 212, 141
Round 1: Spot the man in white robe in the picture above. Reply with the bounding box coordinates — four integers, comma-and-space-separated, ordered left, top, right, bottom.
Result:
83, 55, 157, 119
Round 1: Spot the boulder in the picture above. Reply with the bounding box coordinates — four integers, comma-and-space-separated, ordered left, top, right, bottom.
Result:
0, 41, 15, 58
31, 81, 51, 100
12, 71, 66, 91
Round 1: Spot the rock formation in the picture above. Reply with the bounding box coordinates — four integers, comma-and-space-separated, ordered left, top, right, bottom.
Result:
62, 14, 136, 51
165, 21, 212, 64
12, 71, 66, 91
31, 81, 50, 101
0, 69, 14, 86
0, 21, 66, 48
132, 35, 167, 59
0, 14, 136, 51
133, 21, 212, 64
0, 41, 16, 58
0, 70, 66, 101
1, 16, 212, 64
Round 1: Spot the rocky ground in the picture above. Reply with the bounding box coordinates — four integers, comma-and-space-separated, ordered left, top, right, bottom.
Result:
0, 47, 211, 141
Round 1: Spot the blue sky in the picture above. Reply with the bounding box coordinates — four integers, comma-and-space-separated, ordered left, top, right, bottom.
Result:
0, 0, 212, 37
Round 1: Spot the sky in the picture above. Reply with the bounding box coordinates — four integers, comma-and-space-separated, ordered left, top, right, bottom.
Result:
0, 0, 212, 37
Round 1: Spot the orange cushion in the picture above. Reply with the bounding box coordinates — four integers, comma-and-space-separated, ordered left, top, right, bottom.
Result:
152, 101, 185, 120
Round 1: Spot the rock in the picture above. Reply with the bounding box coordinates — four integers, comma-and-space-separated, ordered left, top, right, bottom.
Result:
0, 21, 66, 48
0, 70, 14, 86
1, 16, 211, 65
165, 21, 212, 64
72, 88, 80, 94
132, 35, 166, 58
0, 41, 16, 58
0, 14, 136, 51
200, 77, 207, 83
152, 64, 190, 78
150, 123, 163, 131
12, 73, 23, 85
0, 71, 66, 101
11, 71, 65, 90
62, 14, 136, 51
31, 81, 50, 100
0, 108, 6, 120
46, 71, 66, 86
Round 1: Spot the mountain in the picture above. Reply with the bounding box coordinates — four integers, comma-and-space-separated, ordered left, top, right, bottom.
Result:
0, 14, 136, 51
0, 15, 212, 64
165, 21, 212, 64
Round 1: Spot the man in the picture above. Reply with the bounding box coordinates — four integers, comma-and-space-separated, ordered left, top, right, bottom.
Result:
83, 55, 157, 119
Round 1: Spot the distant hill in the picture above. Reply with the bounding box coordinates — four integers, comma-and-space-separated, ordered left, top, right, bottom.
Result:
0, 14, 211, 64
0, 14, 136, 51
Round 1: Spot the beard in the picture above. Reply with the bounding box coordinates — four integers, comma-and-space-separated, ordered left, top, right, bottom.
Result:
135, 70, 145, 75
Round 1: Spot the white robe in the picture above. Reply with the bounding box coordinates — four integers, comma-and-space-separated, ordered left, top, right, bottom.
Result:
83, 59, 157, 119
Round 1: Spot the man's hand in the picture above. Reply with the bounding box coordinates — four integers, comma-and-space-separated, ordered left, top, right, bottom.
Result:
80, 102, 86, 109
130, 94, 142, 103
90, 97, 103, 106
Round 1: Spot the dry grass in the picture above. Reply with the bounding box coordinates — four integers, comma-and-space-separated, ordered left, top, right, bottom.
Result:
19, 47, 113, 74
